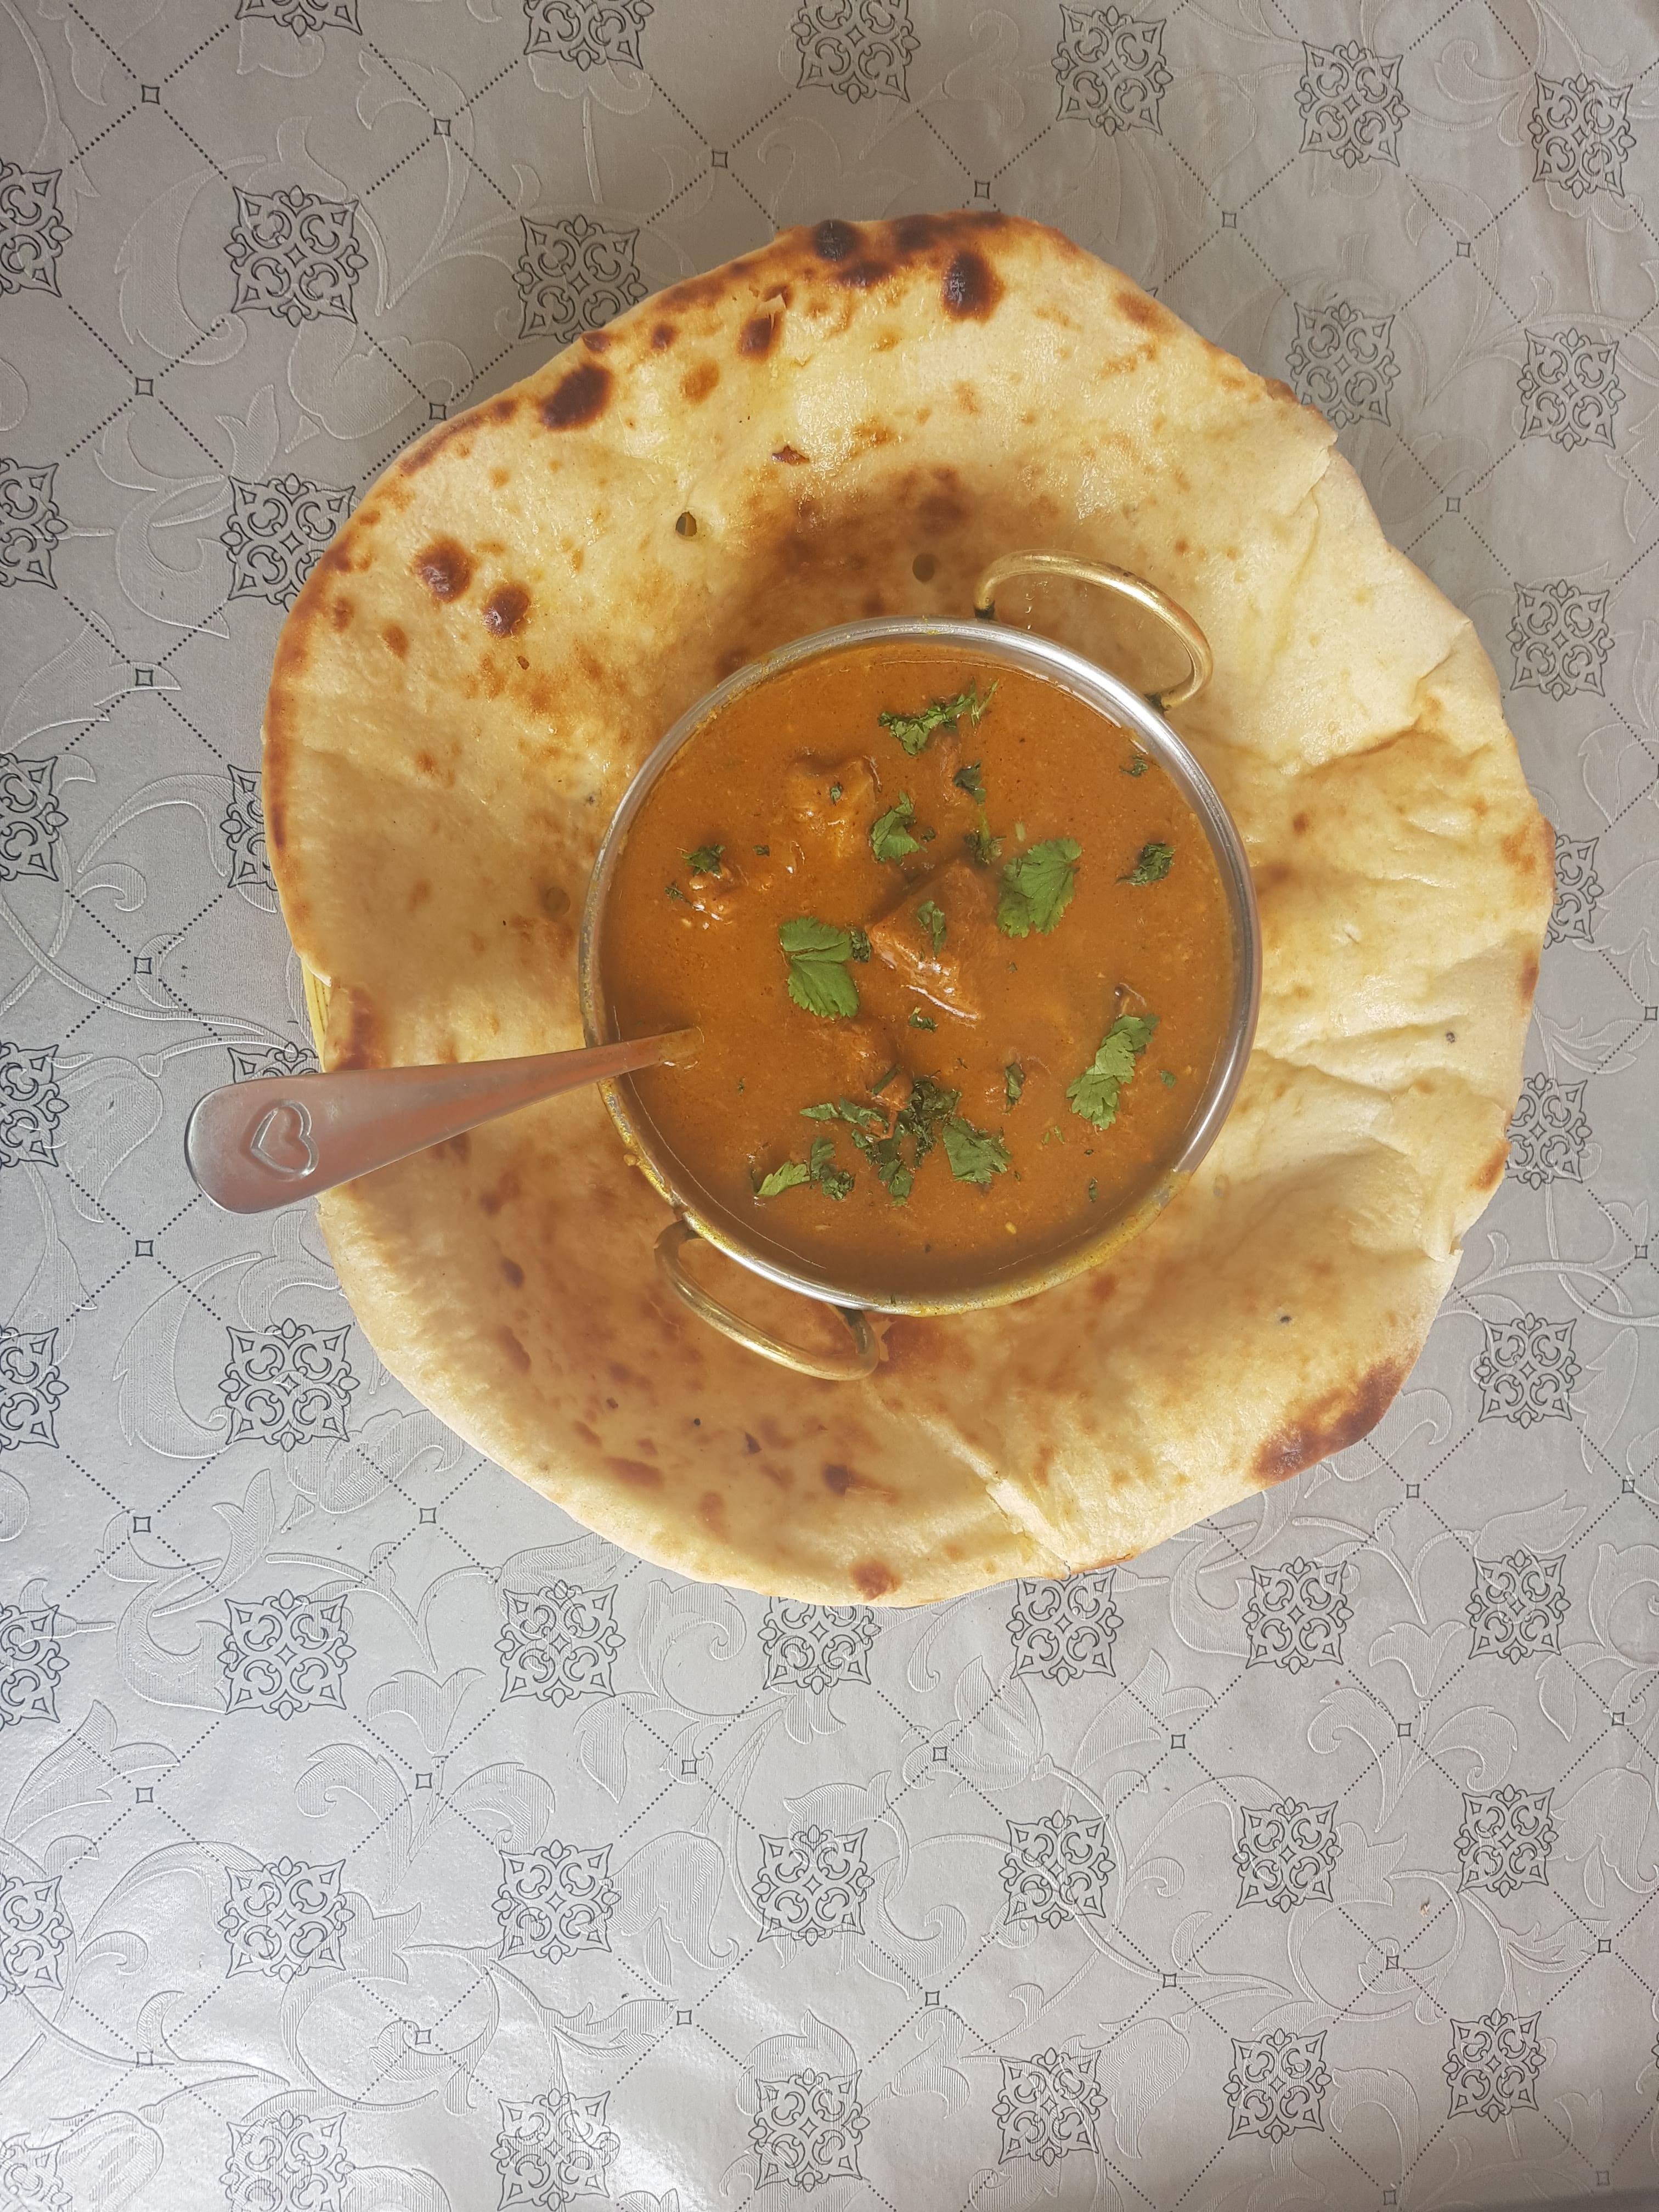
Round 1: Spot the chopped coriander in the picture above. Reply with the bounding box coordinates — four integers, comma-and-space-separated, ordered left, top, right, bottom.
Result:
1121, 840, 1175, 885
808, 1132, 854, 1200
738, 1077, 745, 1093
878, 678, 998, 757
1005, 1062, 1025, 1108
828, 782, 843, 804
910, 1009, 938, 1031
1088, 1178, 1099, 1203
1040, 1124, 1064, 1146
754, 843, 770, 855
1067, 1012, 1159, 1131
870, 793, 923, 864
965, 818, 1002, 866
1014, 821, 1025, 842
872, 1064, 901, 1094
953, 759, 986, 804
684, 843, 723, 876
942, 1117, 1012, 1186
802, 1097, 888, 1136
849, 1073, 960, 1204
778, 917, 860, 1018
666, 881, 687, 902
916, 899, 946, 955
1160, 1068, 1177, 1089
755, 1159, 810, 1198
1122, 757, 1147, 777
997, 837, 1081, 938
849, 927, 871, 963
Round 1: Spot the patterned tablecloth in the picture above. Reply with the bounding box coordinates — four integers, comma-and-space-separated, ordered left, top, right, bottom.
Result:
3, 2, 1658, 2207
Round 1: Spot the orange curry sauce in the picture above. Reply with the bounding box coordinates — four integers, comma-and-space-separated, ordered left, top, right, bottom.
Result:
600, 643, 1232, 1300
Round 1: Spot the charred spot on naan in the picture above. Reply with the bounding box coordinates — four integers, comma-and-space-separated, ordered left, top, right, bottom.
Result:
540, 360, 612, 430
413, 538, 472, 601
1253, 1358, 1408, 1488
483, 584, 531, 637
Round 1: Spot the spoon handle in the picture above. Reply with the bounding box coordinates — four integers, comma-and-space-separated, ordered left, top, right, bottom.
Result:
185, 1029, 696, 1215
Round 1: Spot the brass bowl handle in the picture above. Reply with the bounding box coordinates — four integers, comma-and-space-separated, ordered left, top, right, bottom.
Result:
654, 1220, 879, 1382
974, 550, 1213, 712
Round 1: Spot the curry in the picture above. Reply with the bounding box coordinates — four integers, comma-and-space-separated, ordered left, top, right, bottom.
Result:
600, 641, 1233, 1299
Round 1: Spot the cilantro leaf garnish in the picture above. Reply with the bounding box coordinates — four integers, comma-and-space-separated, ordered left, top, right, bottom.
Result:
684, 844, 723, 876
666, 881, 687, 901
1122, 758, 1147, 778
872, 1064, 900, 1094
754, 843, 771, 855
755, 1159, 810, 1198
942, 1117, 1012, 1186
778, 917, 860, 1019
1066, 1013, 1159, 1131
849, 927, 871, 962
997, 837, 1081, 938
965, 818, 1002, 867
829, 782, 843, 804
870, 793, 923, 864
878, 678, 998, 757
1120, 840, 1174, 885
909, 1009, 937, 1030
1160, 1069, 1177, 1089
916, 900, 946, 955
1005, 1062, 1025, 1108
802, 1098, 888, 1136
848, 1073, 959, 1205
954, 760, 985, 804
807, 1133, 854, 1200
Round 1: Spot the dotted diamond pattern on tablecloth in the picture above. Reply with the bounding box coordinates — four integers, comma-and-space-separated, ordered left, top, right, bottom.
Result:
2, 3, 1658, 2205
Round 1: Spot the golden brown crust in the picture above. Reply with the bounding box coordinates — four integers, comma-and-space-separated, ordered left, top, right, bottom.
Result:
264, 215, 1552, 1602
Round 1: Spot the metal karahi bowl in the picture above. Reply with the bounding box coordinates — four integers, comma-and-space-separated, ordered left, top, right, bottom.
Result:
577, 553, 1262, 1383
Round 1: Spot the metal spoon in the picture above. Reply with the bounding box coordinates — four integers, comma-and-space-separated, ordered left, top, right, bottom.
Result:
184, 1027, 700, 1215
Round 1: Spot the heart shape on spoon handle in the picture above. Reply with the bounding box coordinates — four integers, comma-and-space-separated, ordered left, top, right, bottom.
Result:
185, 1030, 695, 1214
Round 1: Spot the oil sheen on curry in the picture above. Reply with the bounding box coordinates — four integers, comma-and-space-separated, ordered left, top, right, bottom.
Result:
601, 644, 1232, 1299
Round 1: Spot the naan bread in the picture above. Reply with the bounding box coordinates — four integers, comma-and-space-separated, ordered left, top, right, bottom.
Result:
264, 214, 1551, 1603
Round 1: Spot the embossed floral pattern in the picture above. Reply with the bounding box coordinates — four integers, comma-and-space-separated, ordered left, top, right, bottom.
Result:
227, 187, 365, 324
517, 214, 645, 345
496, 1841, 618, 1960
1509, 581, 1613, 698
754, 1826, 873, 1942
223, 476, 353, 605
1445, 2009, 1544, 2119
752, 2072, 867, 2190
1519, 329, 1621, 449
221, 1317, 357, 1449
224, 2109, 350, 2212
0, 165, 69, 296
994, 2047, 1104, 2164
1244, 1559, 1351, 1671
1007, 1571, 1120, 1680
0, 1602, 66, 1727
523, 0, 652, 69
1234, 1799, 1339, 1910
0, 2138, 64, 2211
0, 460, 67, 589
494, 2090, 618, 2208
0, 1327, 66, 1451
499, 1583, 623, 1704
1507, 1073, 1590, 1187
228, 1037, 314, 1084
1286, 301, 1398, 427
0, 759, 65, 881
1224, 2028, 1330, 2142
1474, 1314, 1579, 1425
222, 764, 269, 889
758, 1600, 876, 1694
1296, 42, 1406, 167
1455, 1786, 1556, 1896
221, 1858, 351, 1977
1002, 1812, 1114, 1927
1547, 834, 1601, 945
793, 0, 918, 103
1054, 5, 1171, 134
1468, 1549, 1569, 1661
0, 1872, 70, 1994
221, 1591, 353, 1718
237, 0, 361, 31
0, 1043, 66, 1168
1530, 75, 1635, 198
